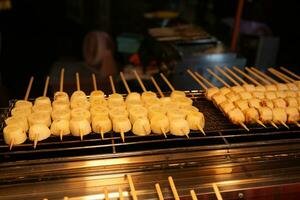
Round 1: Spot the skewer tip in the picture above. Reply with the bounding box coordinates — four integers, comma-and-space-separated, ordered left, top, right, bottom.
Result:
197, 124, 206, 135
120, 132, 125, 142
161, 127, 167, 138
256, 119, 267, 128
9, 139, 14, 151
280, 121, 289, 129
270, 121, 279, 129
240, 122, 250, 131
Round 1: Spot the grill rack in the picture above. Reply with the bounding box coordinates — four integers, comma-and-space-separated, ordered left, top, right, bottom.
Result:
1, 90, 300, 163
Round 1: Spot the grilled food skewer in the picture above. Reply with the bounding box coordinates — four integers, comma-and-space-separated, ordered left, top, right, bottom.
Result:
188, 69, 249, 131
127, 174, 138, 200
212, 183, 223, 200
155, 183, 164, 200
218, 68, 266, 128
168, 176, 180, 200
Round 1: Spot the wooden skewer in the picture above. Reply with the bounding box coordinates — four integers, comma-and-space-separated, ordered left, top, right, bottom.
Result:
60, 68, 65, 92
212, 183, 223, 200
120, 72, 131, 94
240, 122, 249, 131
33, 133, 39, 149
133, 70, 147, 92
100, 127, 104, 140
155, 183, 164, 200
190, 190, 198, 200
268, 68, 293, 83
151, 76, 164, 97
161, 127, 167, 138
245, 67, 271, 85
270, 121, 279, 129
109, 75, 116, 94
118, 187, 124, 200
24, 76, 34, 101
120, 130, 125, 143
224, 66, 247, 84
92, 73, 98, 91
168, 176, 180, 200
104, 187, 109, 200
59, 130, 63, 141
197, 124, 206, 136
215, 66, 240, 86
207, 68, 230, 87
9, 138, 14, 151
160, 73, 175, 91
280, 121, 289, 129
271, 68, 295, 82
250, 67, 278, 84
232, 66, 262, 86
127, 174, 138, 200
295, 122, 300, 128
194, 72, 216, 88
76, 72, 81, 91
79, 128, 83, 141
43, 76, 50, 97
280, 67, 300, 80
256, 119, 267, 128
187, 69, 208, 90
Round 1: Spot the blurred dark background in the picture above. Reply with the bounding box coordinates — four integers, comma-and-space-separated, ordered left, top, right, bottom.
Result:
0, 0, 299, 106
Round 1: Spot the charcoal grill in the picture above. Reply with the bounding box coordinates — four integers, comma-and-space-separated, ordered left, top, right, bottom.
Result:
1, 91, 300, 200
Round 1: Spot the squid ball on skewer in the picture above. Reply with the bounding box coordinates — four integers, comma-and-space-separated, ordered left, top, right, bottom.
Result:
52, 100, 70, 111
186, 112, 205, 132
286, 90, 298, 98
170, 90, 186, 99
287, 83, 298, 91
252, 91, 265, 100
71, 90, 87, 102
211, 93, 227, 106
231, 86, 245, 93
92, 116, 112, 138
219, 87, 231, 95
109, 107, 128, 120
205, 87, 219, 100
243, 84, 256, 92
272, 107, 288, 126
50, 119, 70, 137
34, 96, 51, 107
265, 91, 277, 100
285, 97, 298, 107
70, 118, 91, 139
150, 114, 170, 135
5, 116, 29, 132
32, 104, 52, 115
276, 83, 289, 91
219, 101, 235, 114
108, 93, 124, 104
167, 108, 187, 121
248, 98, 261, 109
29, 124, 51, 143
51, 108, 71, 121
28, 112, 51, 127
233, 99, 249, 111
261, 99, 274, 109
71, 108, 91, 123
265, 84, 277, 91
286, 107, 300, 124
90, 105, 109, 119
11, 107, 32, 118
272, 98, 287, 108
125, 92, 141, 102
3, 125, 27, 145
54, 91, 69, 102
169, 118, 190, 136
225, 91, 240, 103
71, 99, 90, 110
132, 118, 151, 136
90, 90, 105, 102
15, 100, 33, 109
148, 104, 167, 119
141, 91, 157, 102
255, 85, 266, 92
238, 91, 252, 100
276, 91, 287, 99
129, 106, 148, 124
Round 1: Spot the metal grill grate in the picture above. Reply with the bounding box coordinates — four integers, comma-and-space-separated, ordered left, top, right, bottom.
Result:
1, 90, 300, 163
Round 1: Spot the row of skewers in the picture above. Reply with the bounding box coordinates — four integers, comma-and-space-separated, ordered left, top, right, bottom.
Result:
51, 174, 223, 200
188, 66, 300, 131
3, 69, 205, 149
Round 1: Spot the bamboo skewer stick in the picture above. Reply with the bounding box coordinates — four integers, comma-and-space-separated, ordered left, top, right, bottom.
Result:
92, 73, 98, 91
151, 76, 164, 97
194, 72, 216, 88
190, 190, 198, 200
268, 68, 294, 83
224, 66, 247, 84
133, 70, 147, 92
9, 138, 14, 151
76, 72, 81, 91
104, 187, 109, 200
212, 183, 223, 200
280, 67, 300, 80
118, 187, 124, 200
271, 68, 295, 82
232, 66, 262, 86
250, 67, 278, 84
207, 68, 230, 87
187, 69, 208, 90
215, 66, 240, 86
59, 68, 64, 92
120, 72, 131, 94
43, 76, 50, 97
251, 67, 279, 84
245, 67, 271, 85
127, 175, 138, 200
24, 76, 34, 101
168, 176, 180, 200
109, 76, 116, 94
155, 183, 164, 200
160, 73, 175, 91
